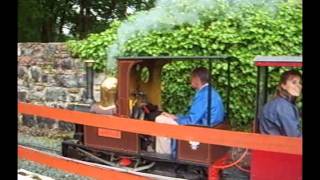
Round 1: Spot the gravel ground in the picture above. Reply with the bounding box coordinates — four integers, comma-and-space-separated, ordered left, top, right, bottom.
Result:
18, 133, 63, 154
18, 124, 91, 180
18, 159, 92, 180
221, 166, 249, 180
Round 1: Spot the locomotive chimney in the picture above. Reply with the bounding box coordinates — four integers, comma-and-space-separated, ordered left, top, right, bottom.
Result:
84, 60, 95, 104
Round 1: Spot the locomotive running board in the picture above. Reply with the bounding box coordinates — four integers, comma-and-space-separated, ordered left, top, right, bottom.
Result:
63, 139, 208, 167
60, 152, 187, 180
62, 140, 205, 179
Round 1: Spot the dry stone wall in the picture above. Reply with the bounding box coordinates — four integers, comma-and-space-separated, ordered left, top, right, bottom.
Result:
18, 43, 106, 130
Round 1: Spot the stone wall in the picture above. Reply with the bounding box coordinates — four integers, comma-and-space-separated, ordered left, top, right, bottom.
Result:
18, 43, 106, 130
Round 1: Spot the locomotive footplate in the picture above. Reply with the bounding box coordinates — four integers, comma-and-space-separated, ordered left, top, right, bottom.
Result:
62, 139, 208, 179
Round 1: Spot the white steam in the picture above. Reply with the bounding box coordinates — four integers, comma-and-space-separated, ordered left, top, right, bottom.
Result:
106, 0, 283, 71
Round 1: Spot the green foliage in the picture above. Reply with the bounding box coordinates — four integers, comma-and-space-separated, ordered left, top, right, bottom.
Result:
18, 0, 156, 42
67, 21, 121, 72
18, 0, 46, 42
67, 1, 302, 130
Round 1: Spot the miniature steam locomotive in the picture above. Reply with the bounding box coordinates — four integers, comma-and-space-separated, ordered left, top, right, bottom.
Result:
62, 56, 233, 179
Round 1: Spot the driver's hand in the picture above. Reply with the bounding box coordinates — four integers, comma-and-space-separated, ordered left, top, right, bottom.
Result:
162, 112, 177, 120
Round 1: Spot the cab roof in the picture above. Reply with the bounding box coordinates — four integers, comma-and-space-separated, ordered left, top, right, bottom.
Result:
254, 56, 302, 67
116, 56, 237, 62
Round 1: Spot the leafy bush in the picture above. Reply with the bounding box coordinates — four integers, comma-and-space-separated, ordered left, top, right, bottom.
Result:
67, 21, 121, 72
67, 1, 302, 130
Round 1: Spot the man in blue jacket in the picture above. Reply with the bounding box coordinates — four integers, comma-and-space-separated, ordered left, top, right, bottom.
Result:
155, 67, 225, 154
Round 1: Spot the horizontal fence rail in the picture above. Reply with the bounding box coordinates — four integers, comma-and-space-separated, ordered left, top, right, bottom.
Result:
18, 102, 302, 155
18, 145, 148, 180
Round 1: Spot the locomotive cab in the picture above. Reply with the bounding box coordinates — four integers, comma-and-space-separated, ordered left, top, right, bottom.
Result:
84, 56, 234, 166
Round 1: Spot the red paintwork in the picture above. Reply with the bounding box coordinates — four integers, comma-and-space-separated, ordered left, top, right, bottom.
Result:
255, 62, 302, 67
250, 150, 302, 180
119, 157, 133, 166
